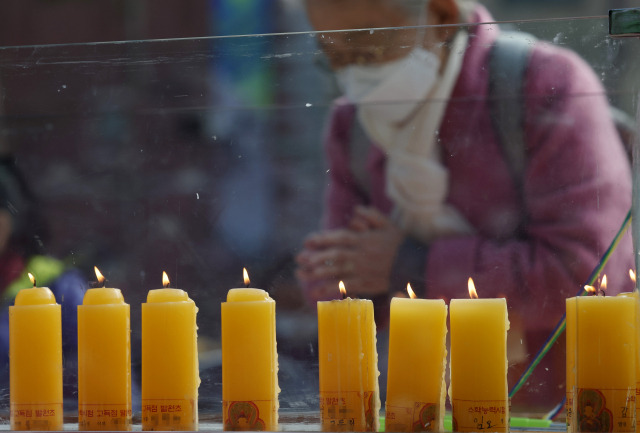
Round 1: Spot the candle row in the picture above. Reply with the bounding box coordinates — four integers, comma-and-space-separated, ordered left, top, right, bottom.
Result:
9, 270, 506, 432
10, 270, 199, 431
322, 279, 640, 433
13, 268, 636, 433
319, 280, 509, 433
8, 269, 506, 432
9, 269, 278, 432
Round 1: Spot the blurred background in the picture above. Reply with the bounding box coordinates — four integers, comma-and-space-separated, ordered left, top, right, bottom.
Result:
0, 0, 638, 419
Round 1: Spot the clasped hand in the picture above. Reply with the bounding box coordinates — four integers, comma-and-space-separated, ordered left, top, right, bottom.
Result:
295, 206, 403, 303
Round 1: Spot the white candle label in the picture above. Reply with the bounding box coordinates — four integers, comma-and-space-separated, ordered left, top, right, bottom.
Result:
79, 404, 132, 430
142, 399, 196, 431
223, 400, 277, 431
10, 403, 63, 431
451, 399, 508, 432
575, 388, 635, 432
385, 402, 439, 432
320, 390, 376, 431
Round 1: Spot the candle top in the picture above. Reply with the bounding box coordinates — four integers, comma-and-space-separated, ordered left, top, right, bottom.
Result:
391, 296, 445, 305
15, 286, 57, 306
83, 287, 125, 305
227, 288, 270, 302
318, 296, 372, 304
574, 293, 636, 304
147, 288, 191, 303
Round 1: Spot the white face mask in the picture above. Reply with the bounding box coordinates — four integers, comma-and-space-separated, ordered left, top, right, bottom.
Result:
336, 47, 440, 123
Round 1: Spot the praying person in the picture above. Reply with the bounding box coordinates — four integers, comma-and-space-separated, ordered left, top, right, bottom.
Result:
296, 0, 633, 407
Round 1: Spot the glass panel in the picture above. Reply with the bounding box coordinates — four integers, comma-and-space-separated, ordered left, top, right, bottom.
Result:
0, 5, 638, 429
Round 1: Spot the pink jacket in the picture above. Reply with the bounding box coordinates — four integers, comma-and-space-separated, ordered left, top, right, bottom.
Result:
317, 7, 633, 331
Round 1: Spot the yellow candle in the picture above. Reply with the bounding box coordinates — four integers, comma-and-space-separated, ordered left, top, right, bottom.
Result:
221, 275, 279, 431
449, 279, 509, 433
317, 282, 380, 432
78, 267, 131, 431
568, 287, 636, 433
9, 273, 63, 431
385, 285, 447, 432
141, 273, 199, 431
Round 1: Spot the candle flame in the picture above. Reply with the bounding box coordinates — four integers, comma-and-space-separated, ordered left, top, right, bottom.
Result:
243, 268, 250, 287
630, 269, 636, 283
600, 274, 607, 294
584, 285, 596, 295
468, 277, 478, 299
339, 281, 347, 298
162, 271, 170, 288
407, 283, 417, 299
94, 266, 105, 287
28, 272, 36, 287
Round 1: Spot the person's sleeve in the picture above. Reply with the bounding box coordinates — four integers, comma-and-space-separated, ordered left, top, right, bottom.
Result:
425, 44, 633, 331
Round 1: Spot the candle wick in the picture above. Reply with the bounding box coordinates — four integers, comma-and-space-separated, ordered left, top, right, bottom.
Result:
341, 291, 346, 300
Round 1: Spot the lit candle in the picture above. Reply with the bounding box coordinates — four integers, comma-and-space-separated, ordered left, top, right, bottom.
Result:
9, 272, 63, 431
141, 272, 199, 431
566, 277, 636, 433
78, 266, 132, 431
317, 281, 380, 432
385, 284, 447, 432
221, 268, 279, 431
449, 278, 509, 432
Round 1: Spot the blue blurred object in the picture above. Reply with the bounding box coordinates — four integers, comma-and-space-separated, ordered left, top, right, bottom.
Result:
208, 0, 277, 260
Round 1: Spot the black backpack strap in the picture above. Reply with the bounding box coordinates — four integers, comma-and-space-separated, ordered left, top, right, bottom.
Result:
489, 31, 537, 236
488, 31, 537, 198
